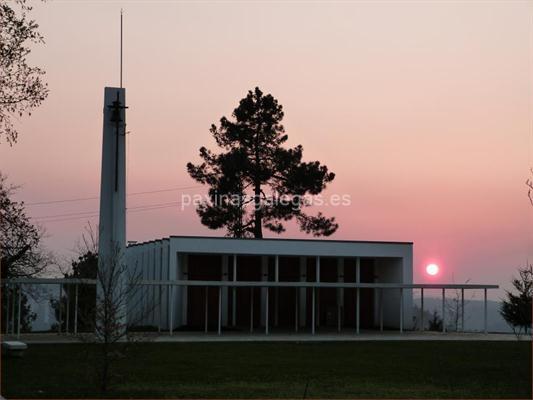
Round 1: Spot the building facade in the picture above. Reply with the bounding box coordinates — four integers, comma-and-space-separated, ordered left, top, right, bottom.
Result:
126, 236, 413, 333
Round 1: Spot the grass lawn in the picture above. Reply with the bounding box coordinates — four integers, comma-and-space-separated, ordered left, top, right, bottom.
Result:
1, 341, 531, 398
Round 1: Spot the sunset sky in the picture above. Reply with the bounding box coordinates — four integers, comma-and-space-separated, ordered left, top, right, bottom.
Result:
1, 1, 532, 299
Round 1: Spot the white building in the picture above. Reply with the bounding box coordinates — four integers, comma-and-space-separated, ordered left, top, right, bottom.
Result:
125, 236, 413, 333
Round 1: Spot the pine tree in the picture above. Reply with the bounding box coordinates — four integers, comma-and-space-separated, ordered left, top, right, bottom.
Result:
187, 87, 338, 238
500, 265, 532, 337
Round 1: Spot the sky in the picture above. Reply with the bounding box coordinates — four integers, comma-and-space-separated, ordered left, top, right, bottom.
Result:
1, 0, 532, 299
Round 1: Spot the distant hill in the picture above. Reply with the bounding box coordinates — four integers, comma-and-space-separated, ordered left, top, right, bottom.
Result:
412, 296, 513, 333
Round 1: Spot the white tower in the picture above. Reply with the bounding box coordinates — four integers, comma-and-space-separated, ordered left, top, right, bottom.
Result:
97, 87, 127, 329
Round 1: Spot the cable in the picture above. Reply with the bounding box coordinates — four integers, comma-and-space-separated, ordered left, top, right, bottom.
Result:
25, 185, 203, 206
32, 201, 183, 221
35, 203, 182, 224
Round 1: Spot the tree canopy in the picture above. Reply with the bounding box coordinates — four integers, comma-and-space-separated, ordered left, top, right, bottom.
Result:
500, 265, 532, 337
0, 173, 52, 279
187, 87, 338, 238
0, 0, 48, 144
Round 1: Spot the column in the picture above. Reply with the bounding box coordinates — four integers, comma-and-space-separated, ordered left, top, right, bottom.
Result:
399, 288, 404, 333
461, 288, 465, 332
442, 288, 446, 333
221, 255, 229, 326
420, 288, 424, 332
356, 257, 360, 334
299, 257, 307, 328
274, 255, 279, 327
180, 254, 188, 327
168, 248, 179, 330
337, 258, 344, 333
260, 256, 268, 327
316, 256, 320, 329
484, 288, 487, 334
232, 254, 237, 326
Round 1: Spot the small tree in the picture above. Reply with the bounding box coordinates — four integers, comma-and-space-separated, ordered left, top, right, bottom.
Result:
76, 241, 154, 396
428, 310, 443, 331
187, 87, 338, 238
445, 277, 474, 332
500, 265, 532, 338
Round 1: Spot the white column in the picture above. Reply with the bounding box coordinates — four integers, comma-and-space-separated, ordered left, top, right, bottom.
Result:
11, 284, 15, 334
5, 285, 10, 334
337, 258, 344, 333
399, 288, 404, 333
250, 287, 254, 333
74, 284, 79, 335
17, 284, 22, 339
161, 243, 169, 330
356, 286, 360, 334
221, 255, 229, 326
218, 286, 222, 335
442, 288, 446, 333
420, 288, 424, 332
265, 286, 269, 335
379, 288, 383, 332
58, 284, 62, 334
316, 256, 320, 329
356, 257, 360, 334
232, 254, 237, 326
204, 287, 209, 333
294, 287, 298, 333
484, 288, 487, 334
169, 285, 174, 335
311, 287, 316, 335
274, 255, 279, 327
260, 256, 268, 326
167, 248, 178, 330
181, 254, 188, 326
65, 284, 70, 334
461, 288, 465, 332
299, 257, 307, 328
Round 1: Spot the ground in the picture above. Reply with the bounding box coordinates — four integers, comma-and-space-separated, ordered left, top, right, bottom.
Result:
2, 341, 531, 398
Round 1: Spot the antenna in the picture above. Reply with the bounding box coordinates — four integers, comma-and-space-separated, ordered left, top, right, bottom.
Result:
120, 9, 123, 88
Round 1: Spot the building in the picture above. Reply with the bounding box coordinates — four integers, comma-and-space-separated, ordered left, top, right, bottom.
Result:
126, 236, 413, 333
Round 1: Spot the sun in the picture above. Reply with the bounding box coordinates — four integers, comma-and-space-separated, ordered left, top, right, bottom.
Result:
426, 263, 439, 276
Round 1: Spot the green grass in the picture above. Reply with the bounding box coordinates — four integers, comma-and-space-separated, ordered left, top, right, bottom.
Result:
1, 341, 531, 398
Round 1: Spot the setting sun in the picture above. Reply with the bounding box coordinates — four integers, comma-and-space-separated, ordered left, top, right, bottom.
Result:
426, 263, 439, 276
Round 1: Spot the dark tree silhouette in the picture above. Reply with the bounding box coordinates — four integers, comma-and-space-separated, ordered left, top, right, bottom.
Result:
51, 250, 97, 333
0, 173, 52, 332
0, 0, 49, 144
500, 265, 532, 338
0, 173, 52, 280
427, 310, 443, 332
187, 87, 338, 238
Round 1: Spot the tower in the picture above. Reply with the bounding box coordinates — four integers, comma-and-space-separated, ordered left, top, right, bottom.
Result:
97, 87, 127, 329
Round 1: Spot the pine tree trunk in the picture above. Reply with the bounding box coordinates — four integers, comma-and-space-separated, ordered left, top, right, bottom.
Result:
253, 183, 262, 238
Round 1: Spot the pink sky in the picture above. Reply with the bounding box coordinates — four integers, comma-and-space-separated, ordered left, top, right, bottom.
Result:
1, 1, 532, 299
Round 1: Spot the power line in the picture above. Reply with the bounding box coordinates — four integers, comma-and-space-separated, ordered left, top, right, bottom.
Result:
25, 185, 202, 206
32, 201, 183, 221
34, 203, 183, 224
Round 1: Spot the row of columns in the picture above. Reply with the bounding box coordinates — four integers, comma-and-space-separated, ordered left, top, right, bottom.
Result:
3, 283, 81, 339
2, 282, 490, 337
187, 255, 363, 331
178, 284, 489, 336
418, 287, 488, 333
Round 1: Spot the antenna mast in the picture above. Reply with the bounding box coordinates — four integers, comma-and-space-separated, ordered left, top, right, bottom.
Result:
120, 9, 123, 88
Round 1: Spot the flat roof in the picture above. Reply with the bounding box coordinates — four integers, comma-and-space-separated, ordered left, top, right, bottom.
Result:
128, 235, 413, 248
